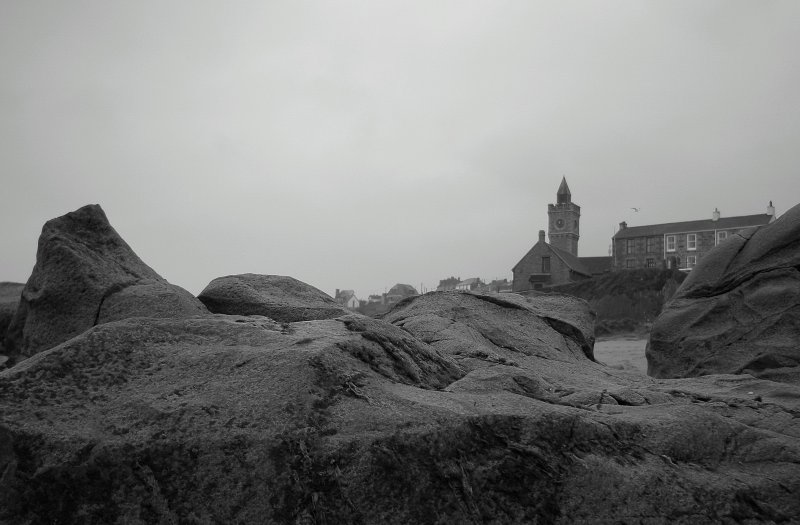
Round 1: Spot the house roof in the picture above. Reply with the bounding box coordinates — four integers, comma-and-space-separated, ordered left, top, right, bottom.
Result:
578, 256, 613, 274
457, 277, 481, 286
614, 214, 772, 239
549, 245, 591, 276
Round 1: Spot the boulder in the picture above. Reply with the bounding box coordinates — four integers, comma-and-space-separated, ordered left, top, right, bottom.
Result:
647, 202, 800, 383
0, 282, 24, 348
1, 290, 798, 523
198, 273, 349, 322
2, 205, 207, 363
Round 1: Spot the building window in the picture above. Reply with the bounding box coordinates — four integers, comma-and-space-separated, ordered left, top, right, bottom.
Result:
626, 239, 635, 254
541, 257, 550, 273
626, 259, 635, 269
646, 237, 659, 253
666, 235, 676, 252
646, 258, 655, 268
687, 234, 697, 251
687, 255, 697, 268
716, 231, 728, 245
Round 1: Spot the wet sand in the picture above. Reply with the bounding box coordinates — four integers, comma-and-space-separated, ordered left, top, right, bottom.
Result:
594, 336, 649, 375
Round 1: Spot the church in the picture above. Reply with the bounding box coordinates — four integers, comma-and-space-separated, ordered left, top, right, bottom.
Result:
512, 178, 612, 291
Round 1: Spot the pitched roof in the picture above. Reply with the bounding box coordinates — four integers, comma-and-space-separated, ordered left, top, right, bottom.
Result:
614, 214, 772, 239
578, 256, 613, 275
457, 277, 481, 286
549, 245, 591, 276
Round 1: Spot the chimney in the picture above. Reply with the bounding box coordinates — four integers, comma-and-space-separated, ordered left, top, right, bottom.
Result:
712, 208, 720, 221
619, 221, 627, 230
538, 230, 546, 243
335, 288, 340, 298
767, 200, 775, 217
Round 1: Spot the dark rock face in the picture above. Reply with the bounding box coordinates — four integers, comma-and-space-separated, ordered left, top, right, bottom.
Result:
198, 273, 349, 322
0, 282, 24, 351
2, 205, 207, 363
648, 202, 800, 383
1, 289, 798, 523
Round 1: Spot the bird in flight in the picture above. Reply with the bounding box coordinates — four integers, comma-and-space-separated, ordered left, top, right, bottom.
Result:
631, 207, 640, 212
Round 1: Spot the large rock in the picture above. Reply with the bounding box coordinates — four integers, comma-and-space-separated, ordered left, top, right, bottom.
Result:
647, 203, 800, 383
1, 290, 798, 523
198, 273, 349, 322
2, 205, 207, 363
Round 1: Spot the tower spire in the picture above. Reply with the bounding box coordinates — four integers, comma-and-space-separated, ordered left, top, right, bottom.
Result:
557, 176, 571, 204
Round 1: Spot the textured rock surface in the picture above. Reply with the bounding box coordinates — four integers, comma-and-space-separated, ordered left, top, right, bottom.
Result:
2, 205, 208, 363
1, 290, 798, 524
0, 282, 24, 350
198, 273, 349, 322
647, 203, 800, 383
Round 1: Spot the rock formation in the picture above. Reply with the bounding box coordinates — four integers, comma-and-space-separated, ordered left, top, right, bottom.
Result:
2, 205, 208, 363
648, 202, 800, 383
0, 206, 799, 523
198, 273, 349, 322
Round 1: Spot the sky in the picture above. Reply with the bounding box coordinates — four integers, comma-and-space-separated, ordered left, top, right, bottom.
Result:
1, 1, 799, 299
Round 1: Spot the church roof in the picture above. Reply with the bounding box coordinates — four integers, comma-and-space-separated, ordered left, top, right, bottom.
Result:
578, 256, 613, 275
613, 214, 772, 239
549, 244, 591, 277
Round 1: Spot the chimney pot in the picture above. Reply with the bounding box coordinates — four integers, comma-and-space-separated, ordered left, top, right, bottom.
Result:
767, 201, 775, 216
712, 208, 720, 221
619, 221, 627, 230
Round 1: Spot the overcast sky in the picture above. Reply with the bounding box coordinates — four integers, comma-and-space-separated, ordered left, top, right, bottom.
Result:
1, 1, 798, 298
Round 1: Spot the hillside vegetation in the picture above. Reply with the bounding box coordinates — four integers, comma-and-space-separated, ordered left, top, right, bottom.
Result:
549, 268, 687, 336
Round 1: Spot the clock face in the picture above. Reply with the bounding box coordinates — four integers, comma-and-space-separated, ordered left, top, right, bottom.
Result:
555, 218, 565, 229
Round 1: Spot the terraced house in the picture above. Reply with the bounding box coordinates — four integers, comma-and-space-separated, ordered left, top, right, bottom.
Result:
612, 203, 776, 271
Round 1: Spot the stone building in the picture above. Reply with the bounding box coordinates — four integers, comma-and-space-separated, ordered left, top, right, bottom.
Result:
512, 178, 612, 291
612, 203, 776, 271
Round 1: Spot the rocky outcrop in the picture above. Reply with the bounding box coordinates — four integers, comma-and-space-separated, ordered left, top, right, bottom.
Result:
2, 205, 207, 363
198, 273, 349, 322
648, 203, 800, 383
1, 206, 799, 523
1, 289, 798, 523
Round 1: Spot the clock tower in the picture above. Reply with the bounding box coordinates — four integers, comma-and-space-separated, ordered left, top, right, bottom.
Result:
548, 177, 580, 256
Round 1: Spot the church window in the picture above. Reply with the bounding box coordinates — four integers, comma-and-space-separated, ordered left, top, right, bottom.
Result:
541, 257, 551, 273
626, 239, 635, 254
687, 234, 697, 251
666, 235, 676, 252
716, 231, 728, 245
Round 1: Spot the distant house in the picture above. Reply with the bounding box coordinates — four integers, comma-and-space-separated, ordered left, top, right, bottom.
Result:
384, 283, 418, 304
612, 204, 775, 271
367, 294, 383, 304
487, 278, 513, 293
512, 178, 612, 291
334, 289, 360, 310
455, 278, 484, 291
435, 276, 460, 292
